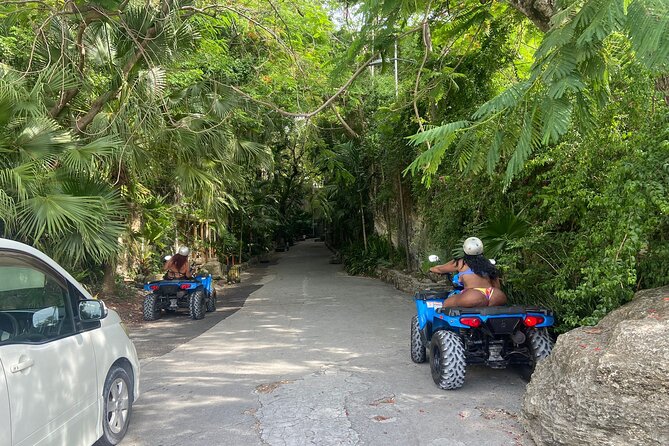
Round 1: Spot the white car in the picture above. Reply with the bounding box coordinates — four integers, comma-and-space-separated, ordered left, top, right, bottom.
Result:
0, 238, 140, 446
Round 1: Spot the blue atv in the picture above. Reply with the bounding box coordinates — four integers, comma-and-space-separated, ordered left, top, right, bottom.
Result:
411, 272, 554, 390
142, 274, 217, 321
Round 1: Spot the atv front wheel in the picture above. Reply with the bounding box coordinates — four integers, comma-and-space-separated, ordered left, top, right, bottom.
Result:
429, 330, 466, 390
189, 290, 205, 320
410, 315, 427, 363
143, 294, 160, 321
206, 288, 217, 313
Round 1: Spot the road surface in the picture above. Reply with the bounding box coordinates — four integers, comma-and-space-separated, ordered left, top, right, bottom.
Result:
122, 240, 532, 446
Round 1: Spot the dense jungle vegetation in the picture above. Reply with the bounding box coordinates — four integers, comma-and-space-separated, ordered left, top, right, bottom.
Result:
0, 0, 667, 330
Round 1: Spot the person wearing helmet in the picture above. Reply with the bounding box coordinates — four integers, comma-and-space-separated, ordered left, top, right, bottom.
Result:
429, 237, 507, 308
164, 246, 192, 279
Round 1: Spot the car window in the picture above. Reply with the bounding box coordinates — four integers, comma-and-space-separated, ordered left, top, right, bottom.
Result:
0, 253, 75, 344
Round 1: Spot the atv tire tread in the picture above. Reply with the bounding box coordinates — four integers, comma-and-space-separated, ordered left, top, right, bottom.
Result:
411, 314, 427, 363
528, 328, 553, 362
189, 290, 205, 320
143, 293, 160, 321
206, 288, 217, 313
430, 330, 466, 390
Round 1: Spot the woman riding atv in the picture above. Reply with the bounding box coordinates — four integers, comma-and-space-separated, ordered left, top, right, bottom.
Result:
164, 246, 193, 279
429, 237, 507, 308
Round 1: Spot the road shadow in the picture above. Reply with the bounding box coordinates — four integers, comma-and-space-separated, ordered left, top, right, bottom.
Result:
129, 270, 264, 360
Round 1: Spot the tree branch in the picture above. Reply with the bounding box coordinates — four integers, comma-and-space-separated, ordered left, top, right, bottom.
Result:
330, 105, 359, 139
505, 0, 555, 32
228, 54, 377, 119
75, 26, 157, 133
49, 21, 87, 118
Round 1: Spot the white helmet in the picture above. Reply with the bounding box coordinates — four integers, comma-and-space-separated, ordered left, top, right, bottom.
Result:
178, 246, 190, 256
463, 237, 483, 255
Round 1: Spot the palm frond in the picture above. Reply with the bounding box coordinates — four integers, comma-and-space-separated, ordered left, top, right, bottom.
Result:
60, 135, 121, 172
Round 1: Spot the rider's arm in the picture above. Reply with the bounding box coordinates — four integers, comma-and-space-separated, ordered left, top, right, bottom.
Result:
429, 259, 460, 274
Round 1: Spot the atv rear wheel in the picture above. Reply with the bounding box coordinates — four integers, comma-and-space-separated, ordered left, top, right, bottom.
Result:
429, 330, 466, 390
206, 288, 217, 313
519, 328, 553, 380
410, 315, 427, 363
189, 290, 205, 320
143, 294, 160, 321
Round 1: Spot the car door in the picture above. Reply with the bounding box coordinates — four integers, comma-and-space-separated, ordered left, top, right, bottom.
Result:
0, 251, 98, 446
0, 357, 11, 446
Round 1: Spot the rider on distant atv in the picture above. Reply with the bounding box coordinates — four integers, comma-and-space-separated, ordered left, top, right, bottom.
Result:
164, 246, 192, 279
429, 237, 507, 308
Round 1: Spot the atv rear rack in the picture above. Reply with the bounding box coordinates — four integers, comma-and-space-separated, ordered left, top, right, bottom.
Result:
438, 305, 554, 317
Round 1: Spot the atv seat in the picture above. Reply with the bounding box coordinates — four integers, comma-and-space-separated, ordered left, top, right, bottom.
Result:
415, 289, 451, 300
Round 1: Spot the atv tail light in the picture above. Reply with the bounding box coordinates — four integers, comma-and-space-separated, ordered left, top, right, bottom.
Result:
523, 315, 545, 327
459, 317, 482, 328
180, 284, 192, 290
150, 285, 159, 291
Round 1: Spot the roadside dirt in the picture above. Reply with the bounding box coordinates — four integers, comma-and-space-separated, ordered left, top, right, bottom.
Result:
88, 282, 146, 327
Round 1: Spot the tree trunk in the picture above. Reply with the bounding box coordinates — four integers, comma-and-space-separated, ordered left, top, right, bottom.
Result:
656, 75, 669, 106
397, 172, 411, 270
102, 261, 116, 296
359, 192, 368, 252
505, 0, 556, 32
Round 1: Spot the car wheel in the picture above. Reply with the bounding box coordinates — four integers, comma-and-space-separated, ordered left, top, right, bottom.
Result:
410, 314, 427, 363
189, 290, 205, 320
142, 293, 160, 321
98, 365, 133, 445
429, 330, 466, 390
206, 288, 217, 313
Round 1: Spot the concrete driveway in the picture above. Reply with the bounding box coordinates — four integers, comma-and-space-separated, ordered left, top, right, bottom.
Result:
122, 240, 532, 446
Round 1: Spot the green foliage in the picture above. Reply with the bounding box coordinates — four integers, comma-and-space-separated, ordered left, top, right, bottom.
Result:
408, 0, 669, 186
342, 235, 394, 276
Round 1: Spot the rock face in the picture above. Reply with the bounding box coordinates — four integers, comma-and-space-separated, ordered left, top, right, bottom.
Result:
376, 267, 441, 294
522, 286, 669, 446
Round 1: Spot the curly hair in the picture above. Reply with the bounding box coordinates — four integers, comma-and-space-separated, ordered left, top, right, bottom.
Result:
457, 254, 499, 280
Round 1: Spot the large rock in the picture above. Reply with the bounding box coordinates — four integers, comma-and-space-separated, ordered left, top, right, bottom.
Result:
199, 261, 223, 279
522, 286, 669, 445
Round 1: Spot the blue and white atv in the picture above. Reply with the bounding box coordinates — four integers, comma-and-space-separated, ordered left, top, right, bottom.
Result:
411, 259, 554, 390
142, 274, 217, 321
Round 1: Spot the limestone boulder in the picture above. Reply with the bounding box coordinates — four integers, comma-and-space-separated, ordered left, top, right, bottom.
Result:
199, 261, 223, 279
522, 286, 669, 446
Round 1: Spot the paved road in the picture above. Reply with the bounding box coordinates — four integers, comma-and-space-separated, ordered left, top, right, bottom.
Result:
122, 240, 532, 446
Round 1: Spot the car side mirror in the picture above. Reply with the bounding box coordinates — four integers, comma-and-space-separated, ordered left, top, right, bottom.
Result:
32, 306, 59, 328
79, 300, 107, 321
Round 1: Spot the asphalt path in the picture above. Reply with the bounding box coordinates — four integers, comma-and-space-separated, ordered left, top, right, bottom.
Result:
122, 240, 532, 446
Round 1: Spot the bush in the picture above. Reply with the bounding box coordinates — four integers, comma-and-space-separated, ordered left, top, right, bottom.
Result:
341, 236, 395, 276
